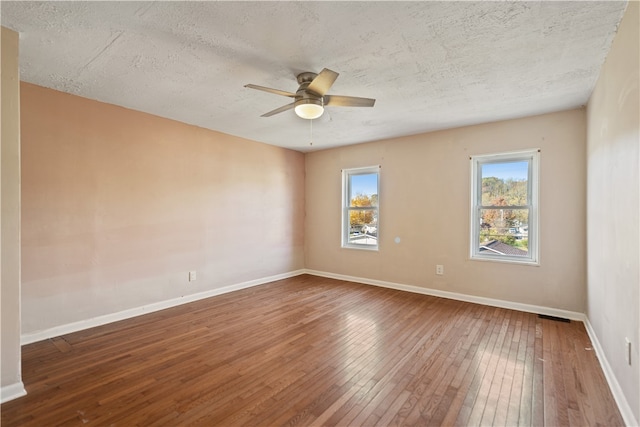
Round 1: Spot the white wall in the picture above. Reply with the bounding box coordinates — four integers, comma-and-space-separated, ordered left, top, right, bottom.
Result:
586, 2, 640, 424
306, 109, 587, 314
1, 26, 26, 402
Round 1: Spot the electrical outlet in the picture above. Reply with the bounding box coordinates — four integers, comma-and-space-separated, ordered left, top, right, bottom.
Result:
436, 265, 444, 275
625, 337, 631, 365
189, 271, 197, 282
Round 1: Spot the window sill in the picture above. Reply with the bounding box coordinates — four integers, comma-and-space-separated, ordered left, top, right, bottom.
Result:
342, 244, 379, 251
470, 255, 539, 266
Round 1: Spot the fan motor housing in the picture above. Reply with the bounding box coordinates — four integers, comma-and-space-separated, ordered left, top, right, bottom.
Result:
296, 72, 318, 85
296, 72, 323, 101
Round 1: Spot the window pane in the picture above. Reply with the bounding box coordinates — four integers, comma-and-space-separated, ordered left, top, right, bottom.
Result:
348, 208, 377, 246
481, 161, 528, 206
479, 208, 529, 256
350, 173, 378, 207
471, 151, 538, 263
343, 166, 379, 250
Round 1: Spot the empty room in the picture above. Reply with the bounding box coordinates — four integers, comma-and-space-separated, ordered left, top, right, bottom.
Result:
1, 1, 638, 426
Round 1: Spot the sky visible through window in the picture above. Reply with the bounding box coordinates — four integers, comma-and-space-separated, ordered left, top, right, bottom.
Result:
351, 173, 378, 196
482, 161, 528, 180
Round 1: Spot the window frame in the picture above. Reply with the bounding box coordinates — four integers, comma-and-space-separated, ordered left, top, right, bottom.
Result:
342, 165, 380, 251
470, 150, 540, 265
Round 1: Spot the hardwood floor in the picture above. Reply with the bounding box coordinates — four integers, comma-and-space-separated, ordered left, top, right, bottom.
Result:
1, 274, 624, 426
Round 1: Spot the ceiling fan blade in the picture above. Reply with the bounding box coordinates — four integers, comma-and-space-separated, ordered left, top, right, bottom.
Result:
261, 102, 295, 117
244, 84, 296, 98
324, 95, 376, 108
307, 68, 339, 96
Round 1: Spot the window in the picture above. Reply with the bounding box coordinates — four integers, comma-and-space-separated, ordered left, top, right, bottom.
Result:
470, 150, 539, 264
342, 166, 379, 250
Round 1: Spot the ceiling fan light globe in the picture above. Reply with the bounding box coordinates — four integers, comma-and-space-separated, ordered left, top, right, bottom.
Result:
294, 102, 324, 120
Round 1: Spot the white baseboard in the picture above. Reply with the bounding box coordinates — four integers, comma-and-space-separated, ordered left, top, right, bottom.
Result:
21, 269, 306, 345
584, 318, 638, 427
304, 269, 585, 321
1, 381, 26, 404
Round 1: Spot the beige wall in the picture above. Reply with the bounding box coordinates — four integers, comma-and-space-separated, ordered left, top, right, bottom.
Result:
586, 1, 639, 423
1, 27, 24, 397
20, 83, 305, 335
306, 109, 586, 313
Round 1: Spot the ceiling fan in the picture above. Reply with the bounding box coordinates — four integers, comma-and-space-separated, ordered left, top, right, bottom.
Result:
244, 68, 375, 120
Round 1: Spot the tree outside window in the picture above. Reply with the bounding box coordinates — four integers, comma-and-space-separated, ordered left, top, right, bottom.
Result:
343, 167, 379, 249
471, 151, 539, 264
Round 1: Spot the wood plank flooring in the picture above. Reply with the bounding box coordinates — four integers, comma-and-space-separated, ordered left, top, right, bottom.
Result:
1, 274, 624, 426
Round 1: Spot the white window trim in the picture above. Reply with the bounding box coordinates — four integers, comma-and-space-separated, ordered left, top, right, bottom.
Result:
342, 165, 380, 251
470, 150, 540, 265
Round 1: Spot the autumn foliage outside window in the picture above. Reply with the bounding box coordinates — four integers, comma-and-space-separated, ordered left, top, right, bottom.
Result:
343, 166, 379, 249
471, 151, 539, 264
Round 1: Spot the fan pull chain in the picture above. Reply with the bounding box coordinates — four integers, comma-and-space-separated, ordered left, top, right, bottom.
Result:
309, 118, 313, 146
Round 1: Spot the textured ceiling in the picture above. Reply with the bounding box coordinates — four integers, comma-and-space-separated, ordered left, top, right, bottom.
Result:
1, 1, 627, 152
